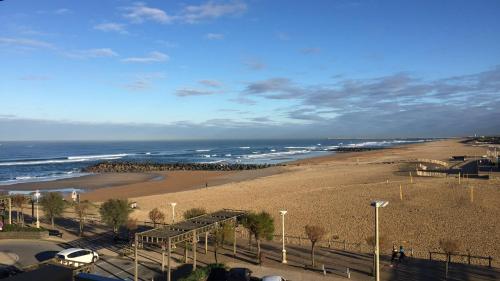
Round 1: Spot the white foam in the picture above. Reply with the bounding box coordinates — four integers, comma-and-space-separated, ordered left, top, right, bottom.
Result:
196, 149, 211, 152
239, 146, 251, 149
0, 153, 128, 166
243, 149, 311, 159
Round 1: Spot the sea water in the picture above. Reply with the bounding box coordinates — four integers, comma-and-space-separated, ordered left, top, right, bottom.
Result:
0, 139, 430, 185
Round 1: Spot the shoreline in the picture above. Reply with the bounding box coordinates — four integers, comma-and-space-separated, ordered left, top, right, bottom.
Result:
0, 139, 438, 198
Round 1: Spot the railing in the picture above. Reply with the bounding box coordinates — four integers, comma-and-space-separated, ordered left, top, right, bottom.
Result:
429, 251, 493, 267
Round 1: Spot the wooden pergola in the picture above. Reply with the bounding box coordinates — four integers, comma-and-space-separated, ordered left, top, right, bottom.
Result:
134, 209, 247, 281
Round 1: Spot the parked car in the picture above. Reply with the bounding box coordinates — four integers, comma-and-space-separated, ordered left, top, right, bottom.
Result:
261, 276, 287, 281
56, 248, 99, 265
227, 268, 252, 281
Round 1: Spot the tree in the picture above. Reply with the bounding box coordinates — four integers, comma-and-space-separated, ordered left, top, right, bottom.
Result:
212, 222, 235, 263
40, 192, 65, 227
99, 199, 132, 234
74, 201, 91, 237
11, 195, 27, 226
305, 225, 326, 267
243, 211, 274, 264
183, 207, 207, 220
148, 208, 165, 227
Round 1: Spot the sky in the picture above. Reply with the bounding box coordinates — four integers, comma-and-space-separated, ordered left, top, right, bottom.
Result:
1, 0, 499, 140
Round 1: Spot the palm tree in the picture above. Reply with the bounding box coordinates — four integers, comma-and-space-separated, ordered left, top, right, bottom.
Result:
244, 211, 274, 264
11, 195, 27, 226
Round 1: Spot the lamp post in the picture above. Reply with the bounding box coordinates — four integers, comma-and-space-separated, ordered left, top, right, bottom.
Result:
279, 210, 288, 263
370, 200, 388, 281
34, 190, 41, 228
170, 202, 177, 223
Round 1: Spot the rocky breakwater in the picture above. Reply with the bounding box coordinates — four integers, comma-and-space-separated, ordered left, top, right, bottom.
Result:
83, 161, 277, 173
329, 147, 384, 152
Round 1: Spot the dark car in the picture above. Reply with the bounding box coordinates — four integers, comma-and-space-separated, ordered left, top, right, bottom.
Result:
227, 268, 252, 281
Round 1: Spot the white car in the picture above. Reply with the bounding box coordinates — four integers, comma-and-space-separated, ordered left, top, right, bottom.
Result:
262, 276, 287, 281
56, 248, 99, 265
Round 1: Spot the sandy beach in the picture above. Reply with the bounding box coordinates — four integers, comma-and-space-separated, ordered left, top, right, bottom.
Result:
120, 139, 497, 264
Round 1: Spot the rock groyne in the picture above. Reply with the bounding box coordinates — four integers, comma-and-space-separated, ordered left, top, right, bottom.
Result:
83, 161, 276, 173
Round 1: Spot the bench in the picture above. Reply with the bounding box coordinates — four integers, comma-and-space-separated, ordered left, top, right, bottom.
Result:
48, 229, 63, 238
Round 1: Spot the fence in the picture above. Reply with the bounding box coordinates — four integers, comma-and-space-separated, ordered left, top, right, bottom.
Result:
413, 158, 449, 168
429, 251, 493, 267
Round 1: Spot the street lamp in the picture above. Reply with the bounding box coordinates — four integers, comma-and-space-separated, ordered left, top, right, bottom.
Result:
170, 202, 177, 223
279, 210, 288, 264
34, 190, 41, 228
370, 200, 388, 281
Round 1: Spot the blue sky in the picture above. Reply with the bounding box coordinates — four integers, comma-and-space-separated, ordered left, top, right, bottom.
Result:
1, 0, 499, 140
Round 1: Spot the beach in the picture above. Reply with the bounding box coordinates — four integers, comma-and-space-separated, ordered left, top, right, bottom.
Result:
3, 139, 499, 264
123, 139, 498, 265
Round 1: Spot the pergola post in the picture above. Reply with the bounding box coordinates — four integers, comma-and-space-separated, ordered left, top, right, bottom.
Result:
233, 220, 237, 257
205, 232, 208, 254
161, 245, 165, 272
192, 230, 197, 271
167, 238, 172, 281
184, 241, 188, 263
134, 233, 138, 281
8, 198, 12, 225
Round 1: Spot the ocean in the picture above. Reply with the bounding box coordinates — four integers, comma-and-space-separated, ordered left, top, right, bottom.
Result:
0, 139, 429, 186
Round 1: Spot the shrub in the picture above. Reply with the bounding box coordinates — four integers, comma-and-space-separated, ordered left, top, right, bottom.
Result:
2, 224, 46, 232
179, 263, 225, 281
183, 208, 207, 220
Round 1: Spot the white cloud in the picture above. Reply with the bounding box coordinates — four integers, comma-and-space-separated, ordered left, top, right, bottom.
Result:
181, 1, 247, 23
122, 51, 169, 63
123, 72, 167, 91
94, 22, 127, 34
205, 33, 224, 40
243, 58, 266, 70
123, 3, 173, 24
0, 37, 54, 49
199, 79, 223, 88
66, 48, 119, 59
122, 1, 247, 24
54, 8, 71, 15
176, 88, 217, 97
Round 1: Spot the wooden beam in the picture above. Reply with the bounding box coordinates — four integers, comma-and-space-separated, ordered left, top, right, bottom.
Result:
192, 230, 197, 271
134, 233, 138, 281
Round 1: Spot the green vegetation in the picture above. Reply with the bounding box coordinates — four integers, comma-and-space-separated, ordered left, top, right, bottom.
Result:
99, 199, 132, 233
40, 192, 65, 227
243, 211, 275, 264
213, 222, 235, 263
11, 194, 27, 226
179, 263, 226, 281
2, 224, 46, 232
74, 200, 92, 237
183, 207, 207, 220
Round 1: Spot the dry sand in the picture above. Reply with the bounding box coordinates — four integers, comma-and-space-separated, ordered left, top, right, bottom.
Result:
126, 139, 499, 265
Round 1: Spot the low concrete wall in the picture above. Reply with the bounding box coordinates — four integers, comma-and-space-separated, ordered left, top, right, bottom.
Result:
416, 170, 447, 177
415, 158, 449, 168
0, 230, 49, 239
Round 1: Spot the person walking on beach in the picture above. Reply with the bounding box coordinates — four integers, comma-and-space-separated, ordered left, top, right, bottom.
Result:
391, 244, 398, 263
399, 245, 406, 263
